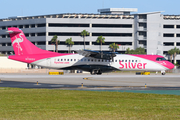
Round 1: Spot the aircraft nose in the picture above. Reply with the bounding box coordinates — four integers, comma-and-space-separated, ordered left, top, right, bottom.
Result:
167, 62, 175, 69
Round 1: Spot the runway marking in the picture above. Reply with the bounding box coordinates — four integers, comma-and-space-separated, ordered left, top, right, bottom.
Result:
83, 78, 139, 83
83, 78, 180, 86
50, 85, 64, 87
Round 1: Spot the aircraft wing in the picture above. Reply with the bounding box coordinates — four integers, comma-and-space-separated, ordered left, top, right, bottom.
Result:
76, 49, 117, 60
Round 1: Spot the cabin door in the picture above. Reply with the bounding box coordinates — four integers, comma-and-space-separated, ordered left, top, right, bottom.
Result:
46, 58, 51, 66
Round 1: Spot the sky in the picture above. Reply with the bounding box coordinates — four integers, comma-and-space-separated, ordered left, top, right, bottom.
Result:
0, 0, 180, 19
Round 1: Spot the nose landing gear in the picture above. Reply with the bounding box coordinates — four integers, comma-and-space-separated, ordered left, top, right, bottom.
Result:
161, 70, 166, 75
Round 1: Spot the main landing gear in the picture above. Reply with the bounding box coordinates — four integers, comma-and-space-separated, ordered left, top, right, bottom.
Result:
90, 69, 102, 75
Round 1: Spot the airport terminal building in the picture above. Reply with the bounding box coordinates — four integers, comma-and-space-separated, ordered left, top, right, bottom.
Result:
0, 8, 180, 62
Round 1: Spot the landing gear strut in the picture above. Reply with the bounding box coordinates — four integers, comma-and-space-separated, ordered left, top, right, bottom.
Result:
91, 69, 102, 75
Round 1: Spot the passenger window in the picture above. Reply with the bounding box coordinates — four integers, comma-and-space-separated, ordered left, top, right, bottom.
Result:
98, 59, 100, 62
115, 60, 117, 62
91, 59, 93, 62
135, 60, 137, 62
74, 59, 76, 61
125, 60, 127, 62
71, 59, 73, 61
64, 59, 66, 61
81, 59, 83, 61
61, 59, 63, 61
129, 60, 131, 62
119, 60, 121, 62
132, 60, 134, 62
67, 59, 69, 61
84, 59, 86, 61
122, 60, 124, 62
58, 59, 60, 61
88, 59, 90, 61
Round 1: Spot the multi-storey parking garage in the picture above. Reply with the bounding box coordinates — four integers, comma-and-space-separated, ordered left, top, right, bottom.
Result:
0, 8, 180, 63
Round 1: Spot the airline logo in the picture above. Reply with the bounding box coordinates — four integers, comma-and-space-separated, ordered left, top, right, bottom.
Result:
119, 61, 147, 69
12, 33, 24, 55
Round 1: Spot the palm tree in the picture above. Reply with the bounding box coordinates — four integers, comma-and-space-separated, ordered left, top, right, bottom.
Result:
51, 35, 60, 52
96, 36, 105, 51
134, 47, 146, 54
65, 38, 74, 53
81, 30, 89, 49
125, 47, 146, 54
109, 43, 119, 52
173, 47, 180, 64
125, 48, 131, 54
168, 49, 174, 63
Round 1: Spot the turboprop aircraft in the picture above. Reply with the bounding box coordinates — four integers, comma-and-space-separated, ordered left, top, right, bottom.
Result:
7, 27, 174, 75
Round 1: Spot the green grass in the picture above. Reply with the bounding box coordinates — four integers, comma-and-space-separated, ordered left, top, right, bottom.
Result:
0, 88, 180, 120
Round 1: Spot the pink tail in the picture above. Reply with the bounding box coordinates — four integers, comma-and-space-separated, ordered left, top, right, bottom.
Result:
7, 27, 50, 55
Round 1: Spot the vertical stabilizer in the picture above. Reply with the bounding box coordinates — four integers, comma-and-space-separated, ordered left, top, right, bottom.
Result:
7, 27, 50, 55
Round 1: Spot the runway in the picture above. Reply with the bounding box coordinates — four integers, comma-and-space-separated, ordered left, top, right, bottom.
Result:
0, 73, 180, 89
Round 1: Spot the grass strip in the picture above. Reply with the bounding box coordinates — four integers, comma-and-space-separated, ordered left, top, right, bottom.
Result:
0, 87, 180, 120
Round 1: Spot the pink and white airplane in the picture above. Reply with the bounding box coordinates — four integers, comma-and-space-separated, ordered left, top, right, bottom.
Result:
7, 27, 174, 75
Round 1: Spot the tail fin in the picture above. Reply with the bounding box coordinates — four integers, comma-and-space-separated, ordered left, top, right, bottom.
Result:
7, 27, 50, 55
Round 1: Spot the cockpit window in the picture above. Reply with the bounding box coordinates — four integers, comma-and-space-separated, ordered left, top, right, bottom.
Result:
156, 57, 167, 61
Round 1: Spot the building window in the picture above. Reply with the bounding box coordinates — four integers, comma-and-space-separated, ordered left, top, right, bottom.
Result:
37, 42, 46, 45
37, 24, 46, 27
92, 42, 132, 46
163, 51, 168, 54
2, 26, 6, 30
163, 25, 174, 28
37, 33, 46, 36
177, 34, 180, 37
177, 43, 180, 46
163, 34, 174, 37
49, 23, 89, 27
25, 25, 29, 28
25, 33, 29, 37
30, 33, 35, 36
31, 24, 35, 28
163, 42, 174, 46
92, 24, 132, 28
92, 33, 132, 37
19, 25, 23, 28
49, 32, 81, 36
177, 25, 180, 28
2, 35, 6, 38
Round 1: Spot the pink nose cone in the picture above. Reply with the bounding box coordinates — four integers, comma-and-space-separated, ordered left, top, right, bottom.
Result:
167, 62, 175, 69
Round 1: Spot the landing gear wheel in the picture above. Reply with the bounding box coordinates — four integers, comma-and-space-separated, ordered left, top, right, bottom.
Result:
97, 71, 102, 75
91, 70, 102, 75
162, 72, 166, 75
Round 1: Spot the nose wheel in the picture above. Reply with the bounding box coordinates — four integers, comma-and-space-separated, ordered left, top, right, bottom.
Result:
161, 70, 166, 75
162, 72, 166, 75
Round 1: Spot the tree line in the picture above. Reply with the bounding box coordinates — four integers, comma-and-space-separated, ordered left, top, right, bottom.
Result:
50, 29, 120, 53
167, 47, 180, 65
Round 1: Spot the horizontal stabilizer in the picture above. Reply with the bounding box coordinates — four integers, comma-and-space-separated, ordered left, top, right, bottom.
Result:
6, 30, 21, 34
